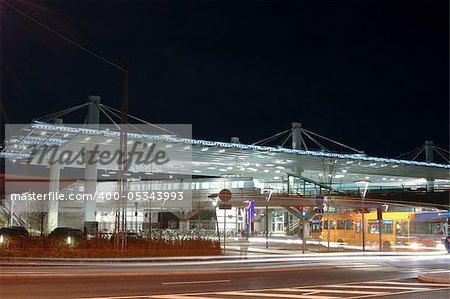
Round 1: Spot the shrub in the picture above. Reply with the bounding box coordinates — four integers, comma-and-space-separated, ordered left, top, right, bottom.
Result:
0, 235, 221, 258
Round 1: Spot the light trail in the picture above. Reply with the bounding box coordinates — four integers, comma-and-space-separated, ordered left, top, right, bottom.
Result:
162, 279, 230, 285
0, 253, 448, 268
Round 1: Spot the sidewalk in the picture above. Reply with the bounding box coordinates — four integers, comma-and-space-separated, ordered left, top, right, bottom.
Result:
224, 236, 354, 255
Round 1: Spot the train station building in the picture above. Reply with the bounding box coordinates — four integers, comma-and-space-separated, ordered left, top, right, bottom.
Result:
1, 97, 449, 249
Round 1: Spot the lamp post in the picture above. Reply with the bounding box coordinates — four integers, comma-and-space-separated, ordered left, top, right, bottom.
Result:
355, 180, 370, 253
134, 201, 138, 233
263, 188, 273, 249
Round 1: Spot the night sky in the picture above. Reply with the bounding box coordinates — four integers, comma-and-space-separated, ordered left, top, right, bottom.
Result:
1, 0, 448, 160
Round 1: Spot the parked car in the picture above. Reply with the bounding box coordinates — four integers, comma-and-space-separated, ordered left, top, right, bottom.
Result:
0, 226, 29, 246
49, 227, 84, 246
49, 227, 84, 238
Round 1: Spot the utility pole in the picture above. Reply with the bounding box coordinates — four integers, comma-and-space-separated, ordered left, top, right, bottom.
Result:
264, 189, 273, 249
301, 216, 305, 254
114, 58, 129, 250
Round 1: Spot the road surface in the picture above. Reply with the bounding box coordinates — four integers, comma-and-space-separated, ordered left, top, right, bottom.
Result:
0, 253, 449, 299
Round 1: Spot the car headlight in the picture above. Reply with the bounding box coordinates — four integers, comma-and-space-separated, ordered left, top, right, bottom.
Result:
410, 242, 420, 250
436, 243, 446, 250
0, 235, 4, 244
66, 236, 72, 245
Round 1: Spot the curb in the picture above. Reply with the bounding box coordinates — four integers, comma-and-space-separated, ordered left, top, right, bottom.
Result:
0, 265, 335, 278
417, 273, 450, 284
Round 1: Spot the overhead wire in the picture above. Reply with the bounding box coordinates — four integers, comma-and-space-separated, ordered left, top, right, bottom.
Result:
1, 0, 126, 72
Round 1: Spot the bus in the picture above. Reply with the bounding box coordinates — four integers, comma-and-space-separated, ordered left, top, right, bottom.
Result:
312, 210, 448, 250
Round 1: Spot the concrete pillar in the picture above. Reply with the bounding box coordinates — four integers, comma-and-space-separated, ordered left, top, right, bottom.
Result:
426, 179, 435, 192
83, 96, 100, 230
425, 141, 434, 163
47, 118, 63, 232
83, 151, 98, 225
87, 96, 100, 128
292, 122, 302, 150
179, 220, 189, 230
425, 141, 434, 191
47, 163, 61, 231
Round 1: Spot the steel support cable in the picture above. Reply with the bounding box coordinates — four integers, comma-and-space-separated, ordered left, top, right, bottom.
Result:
99, 104, 144, 134
101, 104, 175, 135
252, 129, 291, 145
253, 133, 286, 146
404, 147, 424, 160
37, 103, 89, 122
435, 146, 450, 154
302, 129, 363, 154
98, 105, 121, 131
42, 105, 88, 123
411, 147, 425, 161
434, 148, 450, 163
102, 104, 170, 134
394, 146, 424, 159
99, 104, 122, 121
280, 132, 292, 147
435, 151, 449, 163
434, 147, 450, 158
252, 133, 282, 146
1, 0, 126, 73
301, 135, 308, 151
302, 130, 328, 151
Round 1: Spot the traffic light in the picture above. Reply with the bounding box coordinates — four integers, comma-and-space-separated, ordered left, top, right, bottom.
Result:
300, 206, 307, 218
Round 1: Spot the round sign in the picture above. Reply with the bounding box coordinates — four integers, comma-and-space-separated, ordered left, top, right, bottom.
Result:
315, 195, 324, 206
218, 189, 232, 202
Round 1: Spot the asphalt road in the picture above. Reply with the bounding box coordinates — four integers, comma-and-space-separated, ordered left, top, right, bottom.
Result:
0, 253, 449, 299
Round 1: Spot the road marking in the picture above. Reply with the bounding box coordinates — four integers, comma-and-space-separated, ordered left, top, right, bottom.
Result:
81, 277, 450, 299
214, 292, 335, 298
322, 284, 427, 290
162, 280, 230, 285
349, 287, 450, 299
82, 296, 153, 299
277, 288, 388, 295
364, 281, 450, 287
148, 296, 214, 299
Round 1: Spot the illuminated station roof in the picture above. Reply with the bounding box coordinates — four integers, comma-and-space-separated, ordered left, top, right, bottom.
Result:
2, 121, 449, 189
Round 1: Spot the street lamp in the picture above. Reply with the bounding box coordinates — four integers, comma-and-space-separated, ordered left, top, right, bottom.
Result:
354, 180, 371, 253
262, 188, 274, 249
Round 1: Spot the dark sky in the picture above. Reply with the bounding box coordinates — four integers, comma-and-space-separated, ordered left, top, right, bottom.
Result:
1, 0, 448, 160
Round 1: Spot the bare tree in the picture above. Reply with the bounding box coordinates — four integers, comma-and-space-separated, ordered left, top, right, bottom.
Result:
24, 200, 57, 236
